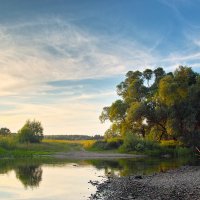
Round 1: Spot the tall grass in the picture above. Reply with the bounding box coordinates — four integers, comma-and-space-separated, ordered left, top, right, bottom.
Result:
0, 136, 17, 150
43, 139, 96, 149
0, 135, 193, 158
0, 137, 82, 158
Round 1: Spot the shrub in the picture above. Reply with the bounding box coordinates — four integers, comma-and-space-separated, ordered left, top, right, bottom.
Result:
135, 143, 144, 151
90, 138, 123, 150
91, 141, 108, 150
0, 136, 16, 150
174, 146, 191, 156
160, 140, 182, 148
106, 138, 123, 149
119, 133, 150, 152
119, 133, 160, 153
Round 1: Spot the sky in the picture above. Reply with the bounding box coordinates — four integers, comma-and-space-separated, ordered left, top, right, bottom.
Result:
1, 0, 200, 135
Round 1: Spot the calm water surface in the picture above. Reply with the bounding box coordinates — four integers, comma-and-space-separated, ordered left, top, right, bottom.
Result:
0, 157, 197, 200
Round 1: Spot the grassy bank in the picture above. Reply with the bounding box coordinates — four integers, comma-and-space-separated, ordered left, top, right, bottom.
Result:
86, 137, 193, 157
0, 136, 82, 158
0, 135, 194, 159
42, 139, 96, 149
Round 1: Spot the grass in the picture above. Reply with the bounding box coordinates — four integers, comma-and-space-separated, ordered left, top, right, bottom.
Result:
43, 139, 121, 153
0, 136, 194, 159
0, 136, 83, 158
43, 139, 96, 149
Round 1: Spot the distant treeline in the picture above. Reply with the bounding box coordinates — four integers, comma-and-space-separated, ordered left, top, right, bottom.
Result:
44, 134, 103, 140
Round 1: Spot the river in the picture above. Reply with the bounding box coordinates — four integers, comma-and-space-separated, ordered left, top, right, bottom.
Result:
0, 157, 196, 200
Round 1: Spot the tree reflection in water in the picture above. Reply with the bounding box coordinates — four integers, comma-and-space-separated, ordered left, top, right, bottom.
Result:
87, 157, 192, 177
0, 156, 198, 190
15, 165, 42, 189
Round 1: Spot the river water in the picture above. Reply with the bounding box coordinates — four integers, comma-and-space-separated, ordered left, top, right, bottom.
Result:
0, 157, 197, 200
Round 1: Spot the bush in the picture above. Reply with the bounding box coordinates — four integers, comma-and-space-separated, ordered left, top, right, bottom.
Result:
0, 136, 16, 150
160, 140, 182, 148
106, 138, 123, 149
135, 143, 144, 151
174, 147, 191, 156
119, 133, 160, 153
119, 133, 140, 152
90, 138, 123, 150
91, 141, 108, 150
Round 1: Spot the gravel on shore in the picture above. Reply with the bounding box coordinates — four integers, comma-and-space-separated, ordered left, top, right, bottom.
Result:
90, 166, 200, 200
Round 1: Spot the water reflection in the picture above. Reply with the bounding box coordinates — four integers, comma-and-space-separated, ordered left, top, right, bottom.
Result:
15, 165, 42, 189
0, 160, 44, 189
87, 157, 194, 177
0, 156, 198, 192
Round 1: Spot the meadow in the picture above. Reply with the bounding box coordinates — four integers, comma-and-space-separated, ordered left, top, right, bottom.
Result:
42, 139, 96, 149
0, 136, 84, 158
0, 135, 194, 159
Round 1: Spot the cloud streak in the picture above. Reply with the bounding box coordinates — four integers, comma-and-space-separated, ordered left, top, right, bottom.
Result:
0, 12, 200, 134
0, 17, 157, 85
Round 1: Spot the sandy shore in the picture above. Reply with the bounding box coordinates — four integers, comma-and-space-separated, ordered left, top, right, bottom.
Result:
53, 151, 146, 159
90, 166, 200, 200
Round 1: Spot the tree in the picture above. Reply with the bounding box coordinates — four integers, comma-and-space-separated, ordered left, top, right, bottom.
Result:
143, 69, 153, 87
100, 66, 200, 147
100, 100, 127, 123
157, 66, 200, 146
18, 120, 43, 143
0, 128, 11, 136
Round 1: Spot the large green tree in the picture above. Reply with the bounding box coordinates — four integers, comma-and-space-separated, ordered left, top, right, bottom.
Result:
100, 66, 200, 147
18, 120, 44, 143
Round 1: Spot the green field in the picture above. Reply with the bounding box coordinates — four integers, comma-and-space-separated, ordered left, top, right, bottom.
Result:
0, 136, 87, 158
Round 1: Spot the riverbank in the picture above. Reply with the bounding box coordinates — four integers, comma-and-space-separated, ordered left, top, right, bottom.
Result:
90, 166, 200, 200
0, 138, 147, 159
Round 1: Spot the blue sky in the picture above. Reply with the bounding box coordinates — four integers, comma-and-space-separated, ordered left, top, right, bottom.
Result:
0, 0, 200, 135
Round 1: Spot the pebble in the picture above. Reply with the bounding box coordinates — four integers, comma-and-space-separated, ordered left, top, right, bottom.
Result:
89, 166, 200, 200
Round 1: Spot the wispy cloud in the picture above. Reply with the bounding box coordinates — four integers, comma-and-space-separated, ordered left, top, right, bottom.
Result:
1, 12, 200, 134
0, 17, 157, 88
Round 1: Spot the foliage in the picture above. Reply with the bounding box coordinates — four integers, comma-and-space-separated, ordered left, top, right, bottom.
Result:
119, 133, 159, 152
0, 136, 16, 150
44, 134, 103, 140
89, 138, 123, 151
0, 128, 11, 136
43, 139, 96, 149
0, 138, 82, 158
119, 133, 192, 157
100, 66, 200, 148
18, 120, 44, 143
160, 140, 182, 147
